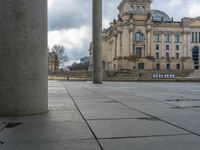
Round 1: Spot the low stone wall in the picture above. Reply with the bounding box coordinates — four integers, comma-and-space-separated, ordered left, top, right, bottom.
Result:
48, 69, 195, 81
104, 69, 194, 81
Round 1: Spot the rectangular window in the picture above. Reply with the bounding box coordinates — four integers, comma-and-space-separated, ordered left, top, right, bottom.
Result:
165, 35, 170, 43
138, 63, 145, 70
166, 64, 170, 70
199, 32, 200, 43
176, 53, 179, 59
166, 45, 169, 51
192, 32, 194, 43
176, 45, 179, 51
166, 52, 170, 59
155, 44, 159, 50
156, 64, 160, 70
175, 34, 180, 43
155, 34, 160, 42
195, 32, 198, 43
156, 52, 160, 59
176, 64, 180, 70
136, 47, 142, 58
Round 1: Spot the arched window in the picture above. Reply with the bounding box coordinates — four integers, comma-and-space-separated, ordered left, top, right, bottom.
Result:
135, 32, 144, 42
142, 6, 145, 12
136, 6, 139, 12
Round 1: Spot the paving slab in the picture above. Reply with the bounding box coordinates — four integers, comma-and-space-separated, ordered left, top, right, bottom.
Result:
0, 115, 94, 142
82, 109, 148, 120
1, 140, 101, 150
100, 135, 200, 150
88, 119, 187, 139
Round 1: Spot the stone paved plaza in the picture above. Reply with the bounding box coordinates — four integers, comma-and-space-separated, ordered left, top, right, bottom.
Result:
0, 81, 200, 150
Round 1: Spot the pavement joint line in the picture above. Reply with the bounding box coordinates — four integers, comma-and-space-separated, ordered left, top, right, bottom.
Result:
83, 86, 200, 137
63, 83, 104, 150
86, 117, 159, 121
97, 133, 192, 140
4, 138, 99, 143
116, 101, 200, 137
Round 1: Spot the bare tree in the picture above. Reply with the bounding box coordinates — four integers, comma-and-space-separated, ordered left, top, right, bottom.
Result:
51, 44, 68, 68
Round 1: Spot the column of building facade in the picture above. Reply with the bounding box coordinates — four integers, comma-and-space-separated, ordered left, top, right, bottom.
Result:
112, 33, 117, 70
147, 26, 151, 56
161, 33, 165, 58
122, 25, 130, 57
183, 32, 188, 57
117, 28, 122, 58
171, 33, 175, 58
187, 32, 191, 58
129, 26, 134, 56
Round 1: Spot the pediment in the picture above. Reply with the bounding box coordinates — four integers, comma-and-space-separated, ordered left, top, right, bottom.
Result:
185, 17, 200, 27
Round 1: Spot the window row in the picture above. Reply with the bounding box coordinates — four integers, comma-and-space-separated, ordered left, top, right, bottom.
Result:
138, 63, 181, 70
154, 34, 180, 43
129, 5, 146, 13
155, 52, 180, 59
191, 32, 200, 43
156, 64, 181, 70
155, 44, 180, 51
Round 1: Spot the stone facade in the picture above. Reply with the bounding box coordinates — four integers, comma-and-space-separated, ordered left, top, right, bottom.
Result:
90, 0, 200, 71
48, 52, 59, 72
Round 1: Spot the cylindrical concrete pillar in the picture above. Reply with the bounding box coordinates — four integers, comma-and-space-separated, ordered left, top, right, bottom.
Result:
92, 0, 103, 84
0, 0, 48, 116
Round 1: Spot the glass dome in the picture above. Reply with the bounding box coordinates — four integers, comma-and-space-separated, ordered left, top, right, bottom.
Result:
150, 10, 171, 22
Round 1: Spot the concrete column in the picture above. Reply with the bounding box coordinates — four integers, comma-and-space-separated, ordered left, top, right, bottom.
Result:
0, 0, 48, 116
92, 0, 103, 84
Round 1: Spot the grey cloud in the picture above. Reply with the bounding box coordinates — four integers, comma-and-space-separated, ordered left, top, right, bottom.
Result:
48, 0, 122, 31
49, 0, 200, 31
48, 0, 92, 30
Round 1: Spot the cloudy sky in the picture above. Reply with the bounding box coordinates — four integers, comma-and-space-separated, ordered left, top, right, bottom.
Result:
48, 0, 200, 65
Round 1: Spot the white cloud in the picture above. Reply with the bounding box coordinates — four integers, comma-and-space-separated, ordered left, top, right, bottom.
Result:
103, 18, 111, 29
188, 1, 200, 17
48, 26, 91, 49
48, 26, 91, 62
48, 0, 55, 8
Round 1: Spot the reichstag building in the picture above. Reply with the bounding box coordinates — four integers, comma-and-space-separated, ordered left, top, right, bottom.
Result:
90, 0, 200, 71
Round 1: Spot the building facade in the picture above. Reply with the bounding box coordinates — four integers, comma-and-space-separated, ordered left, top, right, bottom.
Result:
90, 0, 200, 71
48, 52, 59, 72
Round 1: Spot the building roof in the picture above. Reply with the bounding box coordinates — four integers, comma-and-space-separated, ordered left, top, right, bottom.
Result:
151, 9, 171, 22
